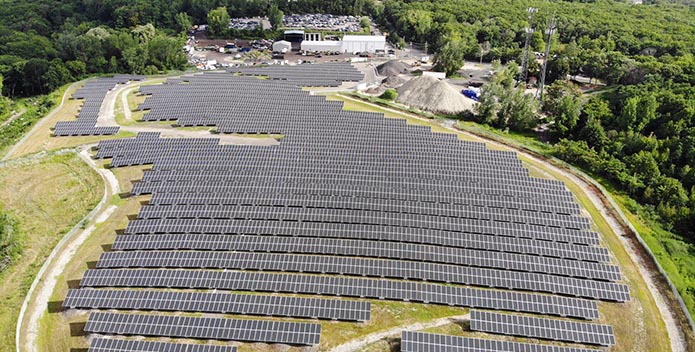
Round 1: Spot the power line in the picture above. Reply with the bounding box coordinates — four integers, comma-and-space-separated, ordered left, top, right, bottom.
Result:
538, 15, 557, 102
519, 7, 538, 84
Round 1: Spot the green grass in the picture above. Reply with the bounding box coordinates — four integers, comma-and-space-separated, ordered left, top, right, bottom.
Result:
0, 151, 102, 352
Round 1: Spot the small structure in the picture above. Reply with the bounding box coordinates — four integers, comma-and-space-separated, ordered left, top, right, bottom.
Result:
284, 30, 305, 51
272, 40, 292, 54
342, 35, 386, 54
422, 71, 446, 79
304, 33, 322, 41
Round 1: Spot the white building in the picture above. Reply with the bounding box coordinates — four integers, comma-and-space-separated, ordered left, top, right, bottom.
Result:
272, 40, 292, 53
301, 40, 342, 53
341, 35, 386, 54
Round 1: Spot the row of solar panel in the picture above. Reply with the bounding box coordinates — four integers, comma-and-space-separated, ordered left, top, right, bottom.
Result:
136, 202, 589, 233
64, 288, 371, 321
400, 331, 601, 352
470, 310, 616, 346
80, 269, 600, 320
88, 338, 237, 352
95, 250, 630, 301
147, 190, 583, 219
85, 312, 321, 345
123, 217, 600, 249
115, 220, 608, 262
106, 234, 620, 281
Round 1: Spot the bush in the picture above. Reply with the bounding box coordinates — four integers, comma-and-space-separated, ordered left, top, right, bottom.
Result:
379, 88, 398, 101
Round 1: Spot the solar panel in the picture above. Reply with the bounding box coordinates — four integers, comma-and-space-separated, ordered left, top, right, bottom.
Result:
85, 312, 321, 345
400, 331, 601, 352
64, 288, 371, 321
88, 338, 237, 352
80, 269, 600, 319
469, 310, 616, 346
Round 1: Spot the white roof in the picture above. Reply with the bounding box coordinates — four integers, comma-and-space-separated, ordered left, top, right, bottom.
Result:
301, 41, 342, 47
342, 35, 385, 42
274, 40, 292, 45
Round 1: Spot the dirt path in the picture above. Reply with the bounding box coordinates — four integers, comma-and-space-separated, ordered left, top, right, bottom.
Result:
336, 94, 687, 352
1, 109, 26, 128
16, 145, 119, 352
2, 81, 83, 161
330, 314, 470, 352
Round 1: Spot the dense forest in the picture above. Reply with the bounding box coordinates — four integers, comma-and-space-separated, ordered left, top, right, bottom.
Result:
0, 0, 376, 98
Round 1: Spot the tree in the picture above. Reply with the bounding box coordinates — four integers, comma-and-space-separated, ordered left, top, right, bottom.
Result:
476, 63, 539, 131
544, 82, 581, 137
132, 24, 156, 43
359, 17, 371, 33
434, 34, 468, 77
175, 12, 193, 34
268, 3, 284, 31
207, 6, 230, 37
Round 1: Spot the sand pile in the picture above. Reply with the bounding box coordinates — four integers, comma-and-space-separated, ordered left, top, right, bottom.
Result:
376, 60, 409, 76
382, 75, 407, 88
396, 75, 475, 115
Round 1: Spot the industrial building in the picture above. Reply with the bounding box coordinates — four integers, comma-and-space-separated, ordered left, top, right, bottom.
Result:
300, 40, 343, 53
341, 35, 386, 54
281, 33, 387, 54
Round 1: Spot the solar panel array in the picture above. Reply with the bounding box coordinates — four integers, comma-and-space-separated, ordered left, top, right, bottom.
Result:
54, 75, 142, 136
85, 312, 321, 345
400, 331, 601, 352
66, 64, 629, 349
469, 310, 616, 346
88, 338, 237, 352
64, 288, 370, 321
227, 62, 363, 87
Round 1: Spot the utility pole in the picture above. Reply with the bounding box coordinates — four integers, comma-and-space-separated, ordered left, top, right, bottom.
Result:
519, 7, 538, 84
538, 15, 556, 102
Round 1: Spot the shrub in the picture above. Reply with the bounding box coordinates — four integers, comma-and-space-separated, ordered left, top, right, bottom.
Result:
379, 88, 398, 101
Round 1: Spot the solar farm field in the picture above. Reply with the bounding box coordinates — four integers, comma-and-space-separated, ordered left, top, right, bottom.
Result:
25, 63, 671, 351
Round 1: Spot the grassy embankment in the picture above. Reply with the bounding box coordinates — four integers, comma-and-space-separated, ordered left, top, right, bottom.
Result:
0, 152, 102, 352
326, 93, 673, 351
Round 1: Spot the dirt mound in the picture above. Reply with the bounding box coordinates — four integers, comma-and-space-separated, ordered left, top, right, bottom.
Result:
396, 75, 475, 115
382, 75, 407, 88
376, 60, 409, 76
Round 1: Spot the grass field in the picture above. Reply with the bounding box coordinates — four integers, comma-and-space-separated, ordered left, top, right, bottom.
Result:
0, 151, 102, 352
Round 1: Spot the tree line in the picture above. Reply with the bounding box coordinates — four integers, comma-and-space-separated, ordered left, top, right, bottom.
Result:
0, 0, 375, 97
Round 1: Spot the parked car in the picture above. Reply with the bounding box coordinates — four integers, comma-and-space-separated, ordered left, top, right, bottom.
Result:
462, 89, 480, 101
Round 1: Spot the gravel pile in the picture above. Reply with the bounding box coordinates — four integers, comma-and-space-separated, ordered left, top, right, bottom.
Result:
396, 75, 475, 115
376, 60, 409, 76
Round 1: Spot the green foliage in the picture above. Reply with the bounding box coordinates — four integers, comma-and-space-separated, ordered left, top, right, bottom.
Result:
474, 63, 539, 132
379, 88, 398, 100
360, 17, 371, 33
207, 7, 231, 37
434, 34, 470, 77
0, 209, 21, 273
268, 3, 284, 31
175, 12, 193, 34
543, 82, 581, 138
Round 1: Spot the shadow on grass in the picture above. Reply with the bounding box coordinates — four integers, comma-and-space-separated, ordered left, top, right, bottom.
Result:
69, 322, 87, 337
47, 301, 64, 313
